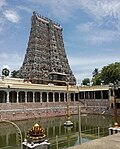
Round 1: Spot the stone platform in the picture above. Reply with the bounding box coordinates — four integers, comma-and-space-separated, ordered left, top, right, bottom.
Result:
68, 133, 120, 149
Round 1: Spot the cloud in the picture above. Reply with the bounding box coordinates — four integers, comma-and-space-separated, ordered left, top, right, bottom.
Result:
0, 0, 6, 8
69, 55, 120, 67
79, 0, 120, 19
87, 30, 117, 45
17, 5, 32, 13
27, 0, 79, 21
76, 22, 94, 32
2, 65, 9, 69
69, 54, 120, 83
27, 0, 120, 22
75, 21, 119, 45
0, 53, 22, 61
0, 17, 5, 33
0, 53, 23, 73
0, 0, 6, 33
3, 10, 20, 23
79, 0, 120, 32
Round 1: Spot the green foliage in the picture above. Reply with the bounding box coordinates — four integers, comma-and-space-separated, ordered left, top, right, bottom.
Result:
92, 73, 101, 85
11, 70, 19, 78
100, 62, 120, 84
92, 62, 120, 85
92, 68, 99, 77
82, 78, 90, 85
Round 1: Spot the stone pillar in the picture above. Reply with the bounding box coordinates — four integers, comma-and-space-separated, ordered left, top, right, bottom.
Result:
25, 92, 27, 103
17, 91, 19, 103
58, 92, 60, 102
84, 91, 85, 100
40, 92, 42, 103
33, 92, 35, 103
101, 91, 103, 100
6, 91, 9, 103
53, 92, 55, 102
47, 92, 49, 102
64, 93, 66, 102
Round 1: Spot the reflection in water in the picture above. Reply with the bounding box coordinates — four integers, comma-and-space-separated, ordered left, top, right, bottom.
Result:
0, 114, 116, 149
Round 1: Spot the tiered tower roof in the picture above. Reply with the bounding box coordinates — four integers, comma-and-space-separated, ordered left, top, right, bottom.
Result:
19, 12, 76, 85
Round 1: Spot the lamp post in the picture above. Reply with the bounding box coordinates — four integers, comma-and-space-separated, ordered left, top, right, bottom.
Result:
113, 94, 118, 127
78, 105, 82, 144
66, 82, 70, 121
109, 82, 119, 127
64, 82, 73, 126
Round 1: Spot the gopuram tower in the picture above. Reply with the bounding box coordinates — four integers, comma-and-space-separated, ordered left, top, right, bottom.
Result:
19, 12, 76, 85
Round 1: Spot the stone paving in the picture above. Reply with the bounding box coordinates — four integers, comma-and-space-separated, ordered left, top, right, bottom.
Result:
68, 133, 120, 149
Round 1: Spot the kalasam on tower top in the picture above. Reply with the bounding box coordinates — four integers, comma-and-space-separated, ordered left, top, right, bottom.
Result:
18, 11, 76, 85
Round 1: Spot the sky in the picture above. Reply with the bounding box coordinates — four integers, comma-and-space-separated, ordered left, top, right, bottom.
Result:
0, 0, 120, 84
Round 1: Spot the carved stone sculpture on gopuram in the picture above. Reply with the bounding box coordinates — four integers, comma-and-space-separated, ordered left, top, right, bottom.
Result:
18, 11, 76, 85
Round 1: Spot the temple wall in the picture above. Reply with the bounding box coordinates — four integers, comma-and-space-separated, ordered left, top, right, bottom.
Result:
0, 102, 79, 121
0, 77, 113, 121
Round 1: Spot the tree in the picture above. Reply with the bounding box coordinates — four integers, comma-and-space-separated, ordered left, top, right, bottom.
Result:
92, 62, 120, 85
82, 78, 90, 85
100, 62, 120, 84
11, 70, 19, 78
2, 68, 10, 76
92, 68, 99, 77
92, 73, 101, 85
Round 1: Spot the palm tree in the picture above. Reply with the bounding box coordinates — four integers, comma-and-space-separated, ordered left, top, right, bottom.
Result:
92, 68, 99, 77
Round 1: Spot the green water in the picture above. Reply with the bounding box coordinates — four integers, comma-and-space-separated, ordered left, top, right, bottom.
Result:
0, 114, 116, 149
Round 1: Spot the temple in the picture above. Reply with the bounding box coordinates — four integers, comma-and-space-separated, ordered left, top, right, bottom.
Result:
18, 12, 76, 85
0, 12, 120, 122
